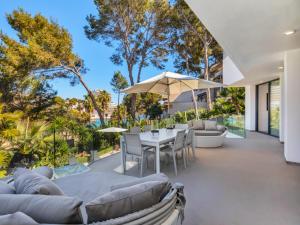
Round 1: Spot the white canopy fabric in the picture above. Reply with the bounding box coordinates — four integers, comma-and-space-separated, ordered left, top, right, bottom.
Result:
123, 71, 223, 97
122, 71, 224, 116
97, 127, 127, 133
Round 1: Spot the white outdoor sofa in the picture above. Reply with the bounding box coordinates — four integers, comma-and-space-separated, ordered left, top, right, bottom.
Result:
188, 119, 228, 148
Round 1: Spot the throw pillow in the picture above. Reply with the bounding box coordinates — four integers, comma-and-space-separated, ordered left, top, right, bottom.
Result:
193, 119, 204, 130
14, 170, 63, 195
0, 212, 38, 225
204, 120, 217, 130
86, 180, 169, 223
0, 194, 83, 224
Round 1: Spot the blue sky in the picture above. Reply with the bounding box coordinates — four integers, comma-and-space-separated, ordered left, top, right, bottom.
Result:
0, 0, 176, 103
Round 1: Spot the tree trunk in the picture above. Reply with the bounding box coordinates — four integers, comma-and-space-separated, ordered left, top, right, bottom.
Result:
185, 55, 198, 118
203, 42, 212, 110
130, 94, 137, 121
117, 91, 120, 127
127, 65, 136, 121
74, 71, 105, 126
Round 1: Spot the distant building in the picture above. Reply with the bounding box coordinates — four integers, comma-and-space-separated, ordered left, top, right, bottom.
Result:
89, 90, 117, 122
90, 102, 117, 121
169, 63, 223, 115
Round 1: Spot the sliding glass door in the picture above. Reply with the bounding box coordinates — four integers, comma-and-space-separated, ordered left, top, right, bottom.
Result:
256, 79, 280, 137
270, 80, 280, 136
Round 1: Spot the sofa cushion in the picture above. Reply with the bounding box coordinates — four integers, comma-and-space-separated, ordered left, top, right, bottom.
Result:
110, 173, 169, 191
33, 166, 53, 179
193, 119, 204, 130
14, 169, 63, 195
204, 120, 217, 130
194, 130, 222, 136
86, 180, 169, 223
217, 125, 226, 133
0, 212, 38, 225
14, 167, 53, 179
0, 194, 83, 224
0, 181, 15, 194
187, 120, 193, 128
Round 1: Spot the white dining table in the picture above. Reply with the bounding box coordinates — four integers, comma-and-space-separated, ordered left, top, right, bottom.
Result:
120, 128, 188, 174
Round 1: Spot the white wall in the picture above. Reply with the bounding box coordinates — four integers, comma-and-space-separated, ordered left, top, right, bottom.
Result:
223, 55, 244, 85
283, 48, 300, 163
245, 85, 256, 131
279, 72, 285, 142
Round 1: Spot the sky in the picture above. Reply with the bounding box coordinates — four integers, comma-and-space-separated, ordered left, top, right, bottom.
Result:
0, 0, 176, 103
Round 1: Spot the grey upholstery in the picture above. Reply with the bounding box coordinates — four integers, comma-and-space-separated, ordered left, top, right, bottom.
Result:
192, 119, 204, 130
110, 173, 169, 191
123, 133, 143, 156
130, 126, 141, 133
174, 124, 188, 129
0, 181, 15, 194
14, 169, 64, 195
33, 166, 53, 179
86, 180, 169, 223
204, 120, 217, 130
161, 130, 187, 176
123, 133, 154, 177
0, 212, 38, 225
54, 171, 139, 203
0, 194, 83, 224
187, 120, 193, 128
217, 125, 226, 132
194, 130, 222, 136
93, 184, 181, 225
185, 129, 195, 161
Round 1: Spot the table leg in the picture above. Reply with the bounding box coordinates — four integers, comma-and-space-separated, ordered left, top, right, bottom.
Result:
155, 143, 160, 174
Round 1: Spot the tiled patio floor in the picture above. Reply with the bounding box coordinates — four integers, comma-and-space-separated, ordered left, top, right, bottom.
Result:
89, 132, 300, 225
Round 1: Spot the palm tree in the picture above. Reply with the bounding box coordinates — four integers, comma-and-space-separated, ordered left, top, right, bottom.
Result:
87, 90, 111, 126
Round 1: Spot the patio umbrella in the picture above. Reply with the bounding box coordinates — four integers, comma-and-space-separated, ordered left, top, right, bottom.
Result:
97, 127, 128, 133
123, 71, 223, 117
97, 127, 128, 153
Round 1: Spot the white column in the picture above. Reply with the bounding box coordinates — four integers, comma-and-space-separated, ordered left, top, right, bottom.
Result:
245, 85, 256, 131
279, 72, 285, 143
283, 48, 300, 163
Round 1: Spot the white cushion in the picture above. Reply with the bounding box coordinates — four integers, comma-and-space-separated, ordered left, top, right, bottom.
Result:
204, 120, 217, 130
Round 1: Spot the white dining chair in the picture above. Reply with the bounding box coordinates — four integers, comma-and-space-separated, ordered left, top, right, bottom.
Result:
130, 126, 141, 133
161, 130, 187, 176
185, 129, 195, 161
175, 124, 188, 130
123, 133, 154, 177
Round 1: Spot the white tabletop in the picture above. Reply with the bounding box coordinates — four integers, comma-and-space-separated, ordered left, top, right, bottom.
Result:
139, 128, 183, 144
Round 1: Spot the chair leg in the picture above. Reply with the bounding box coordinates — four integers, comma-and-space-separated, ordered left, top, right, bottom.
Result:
183, 149, 187, 169
172, 150, 178, 176
192, 144, 196, 160
123, 154, 126, 174
140, 156, 144, 177
154, 151, 156, 171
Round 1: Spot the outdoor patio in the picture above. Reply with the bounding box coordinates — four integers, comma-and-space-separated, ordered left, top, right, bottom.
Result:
89, 132, 300, 225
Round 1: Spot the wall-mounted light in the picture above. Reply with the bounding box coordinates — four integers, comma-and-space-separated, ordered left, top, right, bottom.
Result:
284, 30, 296, 36
278, 66, 284, 70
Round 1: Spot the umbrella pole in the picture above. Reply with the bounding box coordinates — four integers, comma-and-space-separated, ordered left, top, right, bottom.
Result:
191, 89, 199, 119
167, 94, 170, 116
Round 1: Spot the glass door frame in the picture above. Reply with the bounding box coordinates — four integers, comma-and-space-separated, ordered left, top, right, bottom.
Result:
255, 78, 280, 137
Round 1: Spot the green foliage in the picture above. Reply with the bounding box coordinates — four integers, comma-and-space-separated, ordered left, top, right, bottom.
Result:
211, 87, 245, 116
170, 0, 222, 77
146, 104, 163, 120
110, 71, 128, 94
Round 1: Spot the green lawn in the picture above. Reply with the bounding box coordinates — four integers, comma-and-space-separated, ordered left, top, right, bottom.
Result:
98, 146, 114, 157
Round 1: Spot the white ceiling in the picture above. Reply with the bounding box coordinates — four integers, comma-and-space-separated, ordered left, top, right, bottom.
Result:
185, 0, 300, 84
